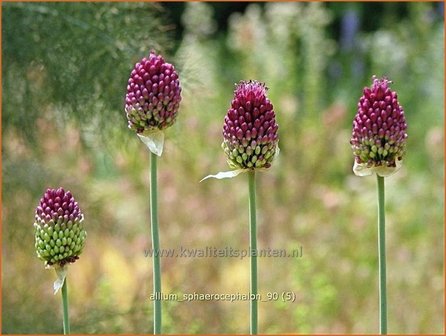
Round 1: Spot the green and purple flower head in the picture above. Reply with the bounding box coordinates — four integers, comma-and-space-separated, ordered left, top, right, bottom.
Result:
350, 76, 407, 176
222, 80, 279, 170
34, 187, 86, 268
125, 51, 182, 133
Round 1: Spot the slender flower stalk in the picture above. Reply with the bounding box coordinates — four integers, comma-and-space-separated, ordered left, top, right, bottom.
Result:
219, 80, 279, 334
150, 152, 162, 334
34, 187, 86, 334
248, 171, 258, 334
377, 175, 387, 334
61, 279, 70, 334
350, 76, 407, 334
125, 51, 181, 334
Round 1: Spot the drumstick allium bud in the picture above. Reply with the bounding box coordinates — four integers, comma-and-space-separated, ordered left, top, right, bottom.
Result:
350, 76, 408, 176
125, 51, 182, 133
222, 80, 279, 169
34, 187, 86, 267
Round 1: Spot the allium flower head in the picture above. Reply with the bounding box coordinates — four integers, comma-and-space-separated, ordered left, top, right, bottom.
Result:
34, 187, 86, 267
222, 80, 279, 169
125, 51, 182, 133
350, 76, 408, 176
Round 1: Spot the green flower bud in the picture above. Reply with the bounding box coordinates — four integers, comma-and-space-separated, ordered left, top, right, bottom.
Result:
34, 187, 87, 267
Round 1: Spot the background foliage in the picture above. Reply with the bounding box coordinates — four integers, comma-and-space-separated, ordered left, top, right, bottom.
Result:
2, 2, 444, 334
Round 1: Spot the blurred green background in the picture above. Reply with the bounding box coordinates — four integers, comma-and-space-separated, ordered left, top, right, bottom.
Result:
2, 2, 444, 334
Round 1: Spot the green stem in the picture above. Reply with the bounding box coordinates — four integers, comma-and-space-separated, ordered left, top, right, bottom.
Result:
61, 278, 70, 334
150, 152, 162, 334
248, 171, 258, 335
377, 175, 387, 334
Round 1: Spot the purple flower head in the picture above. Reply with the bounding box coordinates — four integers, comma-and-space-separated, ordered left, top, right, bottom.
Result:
125, 51, 182, 133
222, 80, 279, 169
350, 76, 408, 176
34, 187, 87, 267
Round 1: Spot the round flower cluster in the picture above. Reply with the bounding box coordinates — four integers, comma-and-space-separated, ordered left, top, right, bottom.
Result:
222, 80, 279, 169
350, 76, 407, 174
125, 52, 182, 133
34, 188, 86, 267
